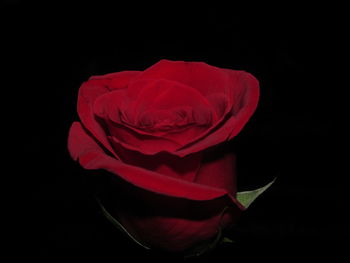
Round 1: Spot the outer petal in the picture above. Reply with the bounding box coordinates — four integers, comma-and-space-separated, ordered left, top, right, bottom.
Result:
67, 122, 244, 207
113, 198, 240, 251
128, 59, 231, 98
99, 178, 242, 251
111, 141, 202, 182
195, 144, 237, 196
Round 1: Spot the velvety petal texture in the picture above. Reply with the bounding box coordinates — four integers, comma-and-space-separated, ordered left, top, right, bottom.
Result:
68, 59, 259, 251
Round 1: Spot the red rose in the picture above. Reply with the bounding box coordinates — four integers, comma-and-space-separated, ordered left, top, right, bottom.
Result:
68, 59, 259, 251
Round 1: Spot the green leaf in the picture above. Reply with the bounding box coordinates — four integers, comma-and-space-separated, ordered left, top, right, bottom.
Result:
237, 177, 276, 209
96, 197, 151, 250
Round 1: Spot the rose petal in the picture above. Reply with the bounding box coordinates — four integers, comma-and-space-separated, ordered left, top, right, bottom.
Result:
77, 71, 140, 158
206, 92, 230, 118
112, 142, 202, 182
93, 78, 219, 154
93, 89, 130, 123
115, 200, 239, 251
93, 91, 183, 153
108, 124, 181, 153
100, 181, 241, 251
128, 78, 218, 124
129, 60, 231, 98
67, 122, 244, 207
175, 70, 259, 157
195, 145, 237, 196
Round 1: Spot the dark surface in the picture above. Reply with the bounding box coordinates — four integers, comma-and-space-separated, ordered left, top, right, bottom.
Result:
4, 1, 346, 261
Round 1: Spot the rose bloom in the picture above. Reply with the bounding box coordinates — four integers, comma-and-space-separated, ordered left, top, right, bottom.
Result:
68, 59, 259, 251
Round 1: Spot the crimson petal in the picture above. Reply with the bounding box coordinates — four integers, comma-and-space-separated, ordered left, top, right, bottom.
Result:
67, 122, 244, 207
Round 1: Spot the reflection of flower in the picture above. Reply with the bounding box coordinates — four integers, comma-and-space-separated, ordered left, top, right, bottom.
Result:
68, 59, 260, 251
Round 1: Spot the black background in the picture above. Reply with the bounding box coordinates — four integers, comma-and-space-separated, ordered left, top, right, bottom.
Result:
4, 1, 347, 262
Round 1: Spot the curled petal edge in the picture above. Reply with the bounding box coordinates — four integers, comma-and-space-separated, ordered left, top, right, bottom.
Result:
68, 121, 245, 209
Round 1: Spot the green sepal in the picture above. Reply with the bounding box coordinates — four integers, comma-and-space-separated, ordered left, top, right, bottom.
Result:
236, 177, 276, 209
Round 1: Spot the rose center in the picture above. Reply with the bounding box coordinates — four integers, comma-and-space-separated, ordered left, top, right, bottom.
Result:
137, 107, 200, 132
